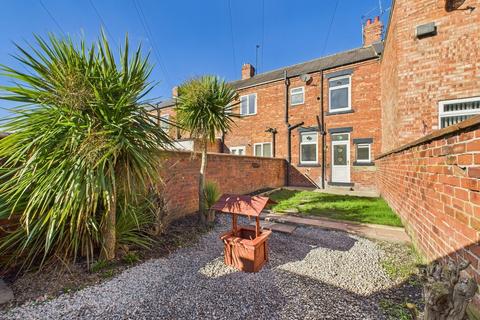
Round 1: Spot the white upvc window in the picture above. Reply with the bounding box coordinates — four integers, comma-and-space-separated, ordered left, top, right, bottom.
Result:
300, 132, 318, 164
160, 114, 170, 131
329, 75, 351, 112
356, 144, 371, 163
253, 142, 272, 157
230, 146, 246, 156
439, 96, 480, 129
240, 93, 257, 116
290, 86, 305, 106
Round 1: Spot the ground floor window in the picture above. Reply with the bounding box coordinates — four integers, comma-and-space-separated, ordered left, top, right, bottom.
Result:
356, 144, 371, 163
230, 146, 246, 155
439, 97, 480, 129
300, 132, 318, 164
254, 142, 272, 157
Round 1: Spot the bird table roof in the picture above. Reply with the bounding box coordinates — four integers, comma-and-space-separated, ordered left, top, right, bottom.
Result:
211, 194, 275, 217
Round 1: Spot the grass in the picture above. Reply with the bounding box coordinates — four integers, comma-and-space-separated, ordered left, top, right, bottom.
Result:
268, 189, 402, 227
379, 299, 417, 320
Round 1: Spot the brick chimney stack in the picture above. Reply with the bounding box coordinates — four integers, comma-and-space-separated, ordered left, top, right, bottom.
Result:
241, 63, 255, 80
363, 16, 383, 46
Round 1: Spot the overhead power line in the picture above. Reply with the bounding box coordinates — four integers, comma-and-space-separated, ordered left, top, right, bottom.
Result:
132, 0, 173, 88
88, 0, 119, 50
38, 0, 66, 36
321, 0, 339, 56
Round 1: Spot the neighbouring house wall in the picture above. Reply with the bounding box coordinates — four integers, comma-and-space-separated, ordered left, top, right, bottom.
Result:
158, 151, 286, 221
377, 117, 480, 288
381, 0, 480, 153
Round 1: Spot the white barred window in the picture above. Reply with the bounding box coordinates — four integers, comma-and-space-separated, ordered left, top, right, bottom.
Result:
439, 97, 480, 129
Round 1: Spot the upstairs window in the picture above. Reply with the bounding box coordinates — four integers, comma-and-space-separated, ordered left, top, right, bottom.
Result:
290, 87, 305, 106
300, 132, 318, 164
254, 142, 272, 157
439, 97, 480, 129
240, 93, 257, 116
160, 114, 170, 132
329, 75, 351, 112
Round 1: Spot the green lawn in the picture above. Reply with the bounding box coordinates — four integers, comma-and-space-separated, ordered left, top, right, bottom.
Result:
268, 189, 402, 227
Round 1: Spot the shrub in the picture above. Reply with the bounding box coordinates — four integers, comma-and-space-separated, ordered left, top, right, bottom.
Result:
0, 33, 172, 270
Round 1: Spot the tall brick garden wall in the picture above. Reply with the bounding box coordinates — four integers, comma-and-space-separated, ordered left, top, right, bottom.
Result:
377, 116, 480, 283
158, 151, 286, 221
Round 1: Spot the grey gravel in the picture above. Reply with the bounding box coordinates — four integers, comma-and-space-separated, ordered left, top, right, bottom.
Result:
0, 216, 398, 320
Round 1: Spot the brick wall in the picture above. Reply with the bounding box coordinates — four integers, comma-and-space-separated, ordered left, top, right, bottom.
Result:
377, 116, 480, 284
381, 0, 480, 152
159, 151, 286, 221
225, 59, 382, 190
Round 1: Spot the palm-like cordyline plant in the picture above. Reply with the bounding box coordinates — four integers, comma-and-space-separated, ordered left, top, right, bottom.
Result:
0, 33, 172, 269
175, 76, 237, 225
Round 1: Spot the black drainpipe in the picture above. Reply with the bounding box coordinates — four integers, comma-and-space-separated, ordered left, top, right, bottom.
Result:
287, 121, 304, 186
284, 70, 290, 186
265, 128, 277, 157
319, 70, 326, 189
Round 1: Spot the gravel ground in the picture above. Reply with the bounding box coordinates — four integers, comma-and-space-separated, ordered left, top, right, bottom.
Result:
0, 216, 407, 320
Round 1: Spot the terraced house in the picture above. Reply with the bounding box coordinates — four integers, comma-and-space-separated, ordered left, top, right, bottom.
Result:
154, 17, 385, 191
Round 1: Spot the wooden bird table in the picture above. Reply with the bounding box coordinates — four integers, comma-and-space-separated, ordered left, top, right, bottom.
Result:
211, 194, 274, 272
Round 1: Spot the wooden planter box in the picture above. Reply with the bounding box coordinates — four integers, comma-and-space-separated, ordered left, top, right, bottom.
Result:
220, 225, 272, 273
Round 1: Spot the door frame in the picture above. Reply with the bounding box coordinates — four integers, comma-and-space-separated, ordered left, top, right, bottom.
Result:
331, 133, 351, 183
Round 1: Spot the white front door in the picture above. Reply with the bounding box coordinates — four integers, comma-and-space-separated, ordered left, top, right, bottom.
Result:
331, 133, 350, 183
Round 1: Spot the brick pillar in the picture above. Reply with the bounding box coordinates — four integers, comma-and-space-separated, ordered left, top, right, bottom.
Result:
363, 16, 383, 46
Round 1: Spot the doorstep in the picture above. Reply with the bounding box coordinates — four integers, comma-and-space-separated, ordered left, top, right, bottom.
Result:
261, 212, 410, 243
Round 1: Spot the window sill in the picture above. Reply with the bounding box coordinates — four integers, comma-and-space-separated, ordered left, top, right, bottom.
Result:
240, 113, 257, 117
291, 103, 304, 107
326, 109, 354, 116
353, 161, 375, 166
297, 163, 321, 167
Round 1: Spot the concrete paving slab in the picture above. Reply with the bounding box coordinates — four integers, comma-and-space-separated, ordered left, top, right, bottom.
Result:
263, 213, 410, 243
249, 220, 297, 234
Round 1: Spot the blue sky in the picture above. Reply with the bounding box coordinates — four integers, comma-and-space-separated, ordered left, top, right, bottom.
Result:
0, 0, 391, 118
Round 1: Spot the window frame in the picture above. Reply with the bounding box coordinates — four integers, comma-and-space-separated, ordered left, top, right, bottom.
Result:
239, 93, 257, 116
230, 146, 246, 156
299, 131, 318, 165
328, 75, 352, 113
159, 114, 170, 131
290, 86, 305, 106
253, 142, 272, 157
355, 143, 371, 163
438, 96, 480, 129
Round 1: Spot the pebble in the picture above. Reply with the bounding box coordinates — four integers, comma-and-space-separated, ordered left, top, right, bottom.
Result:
0, 216, 398, 320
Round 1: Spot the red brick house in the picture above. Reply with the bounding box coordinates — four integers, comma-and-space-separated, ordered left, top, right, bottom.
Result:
153, 17, 385, 191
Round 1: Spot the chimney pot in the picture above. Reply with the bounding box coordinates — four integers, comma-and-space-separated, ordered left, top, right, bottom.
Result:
241, 63, 255, 80
172, 86, 178, 97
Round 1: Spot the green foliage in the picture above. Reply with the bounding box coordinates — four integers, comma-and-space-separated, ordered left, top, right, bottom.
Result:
204, 181, 221, 209
116, 201, 155, 249
379, 299, 416, 320
175, 75, 237, 143
0, 32, 172, 270
90, 259, 110, 273
122, 252, 140, 265
380, 243, 424, 282
268, 189, 403, 227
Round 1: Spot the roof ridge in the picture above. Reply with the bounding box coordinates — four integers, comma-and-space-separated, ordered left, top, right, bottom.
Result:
231, 44, 376, 84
